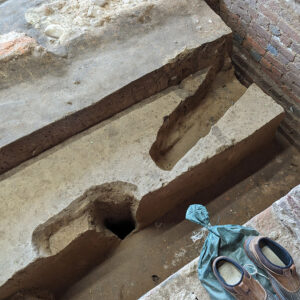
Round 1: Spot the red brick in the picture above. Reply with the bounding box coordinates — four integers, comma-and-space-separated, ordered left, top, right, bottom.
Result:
263, 66, 281, 83
265, 51, 289, 69
255, 35, 269, 49
0, 41, 15, 55
271, 37, 296, 62
258, 4, 279, 24
271, 66, 283, 81
248, 7, 258, 19
256, 12, 270, 30
280, 36, 292, 48
280, 47, 296, 63
265, 52, 288, 74
278, 20, 300, 44
284, 72, 300, 87
236, 0, 249, 10
261, 57, 272, 70
290, 43, 300, 55
287, 64, 300, 77
243, 35, 266, 56
291, 84, 300, 99
264, 69, 278, 83
234, 6, 251, 23
266, 1, 281, 14
294, 57, 300, 70
277, 53, 291, 66
0, 35, 36, 61
246, 0, 257, 9
281, 85, 300, 104
250, 23, 272, 42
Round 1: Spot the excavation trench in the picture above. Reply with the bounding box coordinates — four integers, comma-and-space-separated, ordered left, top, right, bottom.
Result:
8, 137, 299, 300
150, 64, 247, 170
59, 137, 299, 300
4, 61, 284, 300
1, 0, 295, 298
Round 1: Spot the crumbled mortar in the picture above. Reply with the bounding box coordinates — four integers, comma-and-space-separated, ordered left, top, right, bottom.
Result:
25, 0, 158, 45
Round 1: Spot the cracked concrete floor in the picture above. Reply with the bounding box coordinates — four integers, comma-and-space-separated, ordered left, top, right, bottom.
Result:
60, 133, 300, 300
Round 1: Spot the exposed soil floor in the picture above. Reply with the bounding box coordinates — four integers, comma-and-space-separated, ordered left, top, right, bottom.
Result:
60, 133, 300, 300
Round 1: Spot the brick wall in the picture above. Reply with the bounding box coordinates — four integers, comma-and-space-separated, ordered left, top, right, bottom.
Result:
205, 0, 300, 147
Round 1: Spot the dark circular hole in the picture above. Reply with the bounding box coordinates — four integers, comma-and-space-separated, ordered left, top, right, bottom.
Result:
104, 218, 135, 240
151, 274, 160, 284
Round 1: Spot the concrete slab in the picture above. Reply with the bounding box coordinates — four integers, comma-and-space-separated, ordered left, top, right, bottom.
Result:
0, 0, 232, 174
0, 62, 284, 298
140, 185, 300, 300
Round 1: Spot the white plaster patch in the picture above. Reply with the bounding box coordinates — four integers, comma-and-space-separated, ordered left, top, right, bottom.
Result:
190, 228, 207, 243
171, 248, 187, 267
173, 290, 200, 300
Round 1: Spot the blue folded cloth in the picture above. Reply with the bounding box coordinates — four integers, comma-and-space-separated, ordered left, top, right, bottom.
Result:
186, 204, 276, 300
